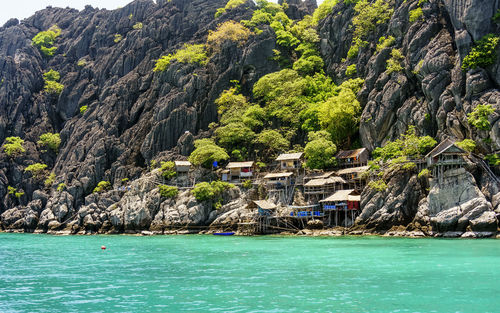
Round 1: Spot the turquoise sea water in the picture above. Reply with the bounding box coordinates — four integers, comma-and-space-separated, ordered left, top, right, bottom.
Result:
0, 234, 499, 312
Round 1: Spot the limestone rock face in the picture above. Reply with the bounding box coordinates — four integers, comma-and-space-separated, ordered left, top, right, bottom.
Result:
414, 168, 497, 234
355, 168, 424, 231
320, 0, 500, 152
1, 0, 499, 234
0, 0, 278, 225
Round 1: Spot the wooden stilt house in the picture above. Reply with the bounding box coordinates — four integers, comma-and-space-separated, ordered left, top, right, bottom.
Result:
336, 166, 369, 191
425, 139, 468, 184
320, 189, 360, 227
223, 161, 255, 182
336, 148, 369, 168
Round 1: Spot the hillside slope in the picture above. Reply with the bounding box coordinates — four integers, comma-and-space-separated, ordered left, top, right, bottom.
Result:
0, 0, 498, 235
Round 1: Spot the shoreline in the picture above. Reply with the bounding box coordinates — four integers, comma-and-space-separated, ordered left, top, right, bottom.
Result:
1, 228, 499, 239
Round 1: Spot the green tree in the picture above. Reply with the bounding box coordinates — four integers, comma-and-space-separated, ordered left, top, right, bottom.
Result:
38, 132, 61, 152
188, 139, 229, 168
43, 69, 64, 95
215, 0, 246, 17
468, 104, 495, 130
215, 122, 256, 151
160, 161, 176, 179
253, 69, 307, 127
372, 126, 437, 161
318, 84, 361, 144
242, 105, 266, 130
154, 44, 208, 72
254, 129, 289, 159
93, 181, 111, 193
462, 34, 500, 71
158, 185, 179, 198
32, 25, 61, 57
304, 131, 337, 169
24, 163, 48, 179
44, 172, 56, 187
57, 183, 66, 192
2, 137, 25, 157
207, 21, 252, 53
312, 0, 338, 25
191, 181, 235, 209
456, 139, 476, 153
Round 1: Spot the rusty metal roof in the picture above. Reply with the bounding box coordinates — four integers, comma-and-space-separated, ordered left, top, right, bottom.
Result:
336, 148, 367, 159
425, 139, 466, 158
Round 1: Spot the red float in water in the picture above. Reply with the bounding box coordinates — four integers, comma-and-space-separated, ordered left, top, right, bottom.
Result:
101, 246, 106, 250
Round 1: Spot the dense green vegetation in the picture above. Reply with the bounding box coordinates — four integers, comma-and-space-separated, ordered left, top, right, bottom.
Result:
114, 34, 123, 43
93, 181, 111, 193
215, 0, 246, 18
312, 0, 338, 25
80, 105, 88, 114
365, 127, 437, 184
386, 49, 404, 74
24, 163, 48, 179
188, 139, 229, 168
462, 34, 500, 71
367, 179, 387, 191
345, 64, 357, 76
376, 36, 395, 52
57, 183, 66, 192
2, 137, 25, 157
455, 139, 476, 153
304, 131, 337, 169
493, 9, 500, 23
372, 127, 437, 161
187, 0, 369, 166
207, 21, 252, 52
132, 22, 143, 30
348, 0, 394, 59
38, 133, 61, 153
485, 154, 500, 167
409, 7, 423, 23
154, 44, 208, 71
417, 168, 429, 179
191, 181, 235, 209
468, 104, 494, 130
158, 185, 179, 198
160, 161, 176, 179
32, 25, 61, 57
43, 69, 64, 95
44, 172, 56, 187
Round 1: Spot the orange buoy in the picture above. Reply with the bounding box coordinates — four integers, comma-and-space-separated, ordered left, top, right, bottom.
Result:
101, 245, 106, 250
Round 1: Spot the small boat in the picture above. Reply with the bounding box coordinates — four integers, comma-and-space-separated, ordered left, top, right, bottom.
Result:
213, 232, 235, 236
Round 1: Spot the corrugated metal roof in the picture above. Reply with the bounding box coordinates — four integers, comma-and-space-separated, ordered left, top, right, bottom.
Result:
336, 148, 367, 159
174, 160, 191, 166
320, 189, 355, 202
264, 172, 294, 179
226, 161, 254, 168
276, 152, 303, 161
253, 200, 277, 210
315, 171, 336, 179
304, 176, 346, 186
336, 166, 369, 175
425, 139, 466, 158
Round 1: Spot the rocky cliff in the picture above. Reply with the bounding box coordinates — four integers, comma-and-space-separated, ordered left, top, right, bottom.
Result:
0, 0, 499, 236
